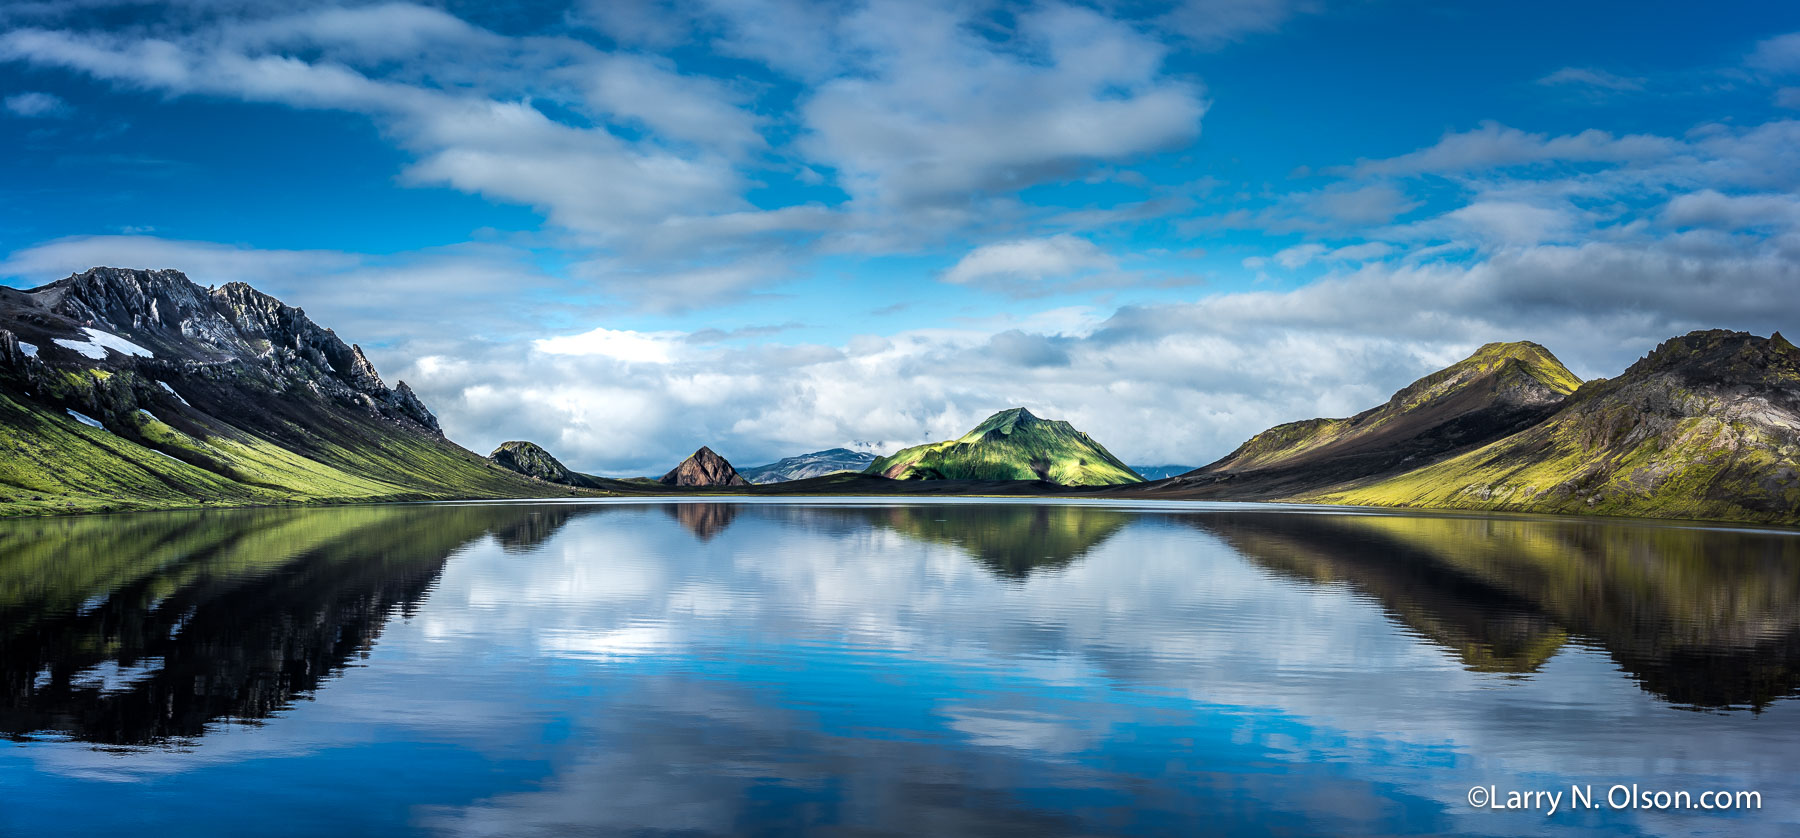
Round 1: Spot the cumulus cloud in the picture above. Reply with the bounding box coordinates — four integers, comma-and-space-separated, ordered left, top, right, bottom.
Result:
1748, 32, 1800, 75
799, 2, 1207, 210
0, 0, 1224, 308
941, 235, 1115, 287
387, 226, 1800, 475
534, 328, 687, 363
1662, 189, 1800, 231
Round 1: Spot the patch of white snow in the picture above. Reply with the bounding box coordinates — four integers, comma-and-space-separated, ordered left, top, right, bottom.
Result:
157, 380, 191, 407
66, 409, 105, 429
52, 327, 155, 360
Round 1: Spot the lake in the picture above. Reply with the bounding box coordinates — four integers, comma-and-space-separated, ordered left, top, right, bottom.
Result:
2, 499, 1797, 836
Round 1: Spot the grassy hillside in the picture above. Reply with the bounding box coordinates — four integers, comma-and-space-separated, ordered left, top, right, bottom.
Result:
867, 408, 1144, 486
1311, 331, 1800, 525
1159, 341, 1581, 499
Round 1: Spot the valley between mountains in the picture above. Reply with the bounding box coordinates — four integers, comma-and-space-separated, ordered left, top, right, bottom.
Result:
3, 267, 1797, 525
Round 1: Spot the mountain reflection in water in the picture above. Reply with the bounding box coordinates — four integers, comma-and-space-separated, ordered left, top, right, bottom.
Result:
2, 500, 1797, 837
0, 505, 581, 744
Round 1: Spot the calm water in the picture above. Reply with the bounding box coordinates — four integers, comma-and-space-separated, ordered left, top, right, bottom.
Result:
2, 499, 1798, 837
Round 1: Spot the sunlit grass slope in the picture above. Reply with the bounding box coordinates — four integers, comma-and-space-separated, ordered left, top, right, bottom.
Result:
1310, 331, 1800, 525
866, 408, 1144, 486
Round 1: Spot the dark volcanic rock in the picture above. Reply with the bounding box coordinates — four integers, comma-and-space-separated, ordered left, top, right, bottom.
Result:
0, 267, 443, 436
489, 440, 599, 488
659, 446, 749, 487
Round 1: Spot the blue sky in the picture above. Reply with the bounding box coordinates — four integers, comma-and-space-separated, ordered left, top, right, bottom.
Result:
3, 0, 1799, 474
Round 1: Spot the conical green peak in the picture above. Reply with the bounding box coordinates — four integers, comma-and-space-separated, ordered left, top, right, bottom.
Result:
968, 407, 1040, 437
1455, 341, 1582, 395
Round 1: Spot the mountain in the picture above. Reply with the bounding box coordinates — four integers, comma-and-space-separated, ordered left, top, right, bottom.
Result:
489, 440, 603, 488
0, 267, 578, 515
1157, 341, 1582, 499
1312, 330, 1800, 524
866, 408, 1143, 486
1129, 465, 1197, 480
740, 448, 878, 484
659, 446, 749, 487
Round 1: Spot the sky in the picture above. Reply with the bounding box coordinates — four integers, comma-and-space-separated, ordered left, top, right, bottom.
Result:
2, 0, 1798, 475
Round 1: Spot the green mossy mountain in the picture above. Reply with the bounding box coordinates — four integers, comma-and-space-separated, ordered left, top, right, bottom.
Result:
488, 440, 603, 488
866, 408, 1143, 486
1312, 330, 1800, 524
1162, 341, 1583, 499
0, 267, 591, 516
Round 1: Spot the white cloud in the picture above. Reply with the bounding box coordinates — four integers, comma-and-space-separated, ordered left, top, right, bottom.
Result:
1536, 67, 1644, 93
1272, 241, 1392, 268
1662, 189, 1800, 231
1748, 32, 1800, 75
578, 53, 765, 156
1344, 121, 1680, 177
799, 2, 1207, 210
941, 235, 1115, 286
2, 90, 69, 117
1439, 201, 1577, 245
533, 327, 686, 363
1160, 0, 1314, 48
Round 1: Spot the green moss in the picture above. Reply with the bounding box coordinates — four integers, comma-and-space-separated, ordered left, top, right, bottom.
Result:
867, 408, 1142, 486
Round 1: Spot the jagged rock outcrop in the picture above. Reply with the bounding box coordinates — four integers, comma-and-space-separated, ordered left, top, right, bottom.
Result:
659, 446, 749, 487
0, 267, 440, 435
488, 440, 600, 488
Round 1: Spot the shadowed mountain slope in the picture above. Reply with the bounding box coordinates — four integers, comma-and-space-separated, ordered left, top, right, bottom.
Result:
1313, 331, 1800, 524
1150, 341, 1582, 500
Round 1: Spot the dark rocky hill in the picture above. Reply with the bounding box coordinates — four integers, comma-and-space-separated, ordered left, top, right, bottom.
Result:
660, 446, 749, 487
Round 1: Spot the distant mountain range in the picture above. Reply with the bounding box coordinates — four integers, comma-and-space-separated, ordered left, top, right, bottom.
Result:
740, 448, 877, 484
0, 268, 562, 516
1129, 465, 1198, 481
866, 407, 1144, 486
2, 267, 1795, 525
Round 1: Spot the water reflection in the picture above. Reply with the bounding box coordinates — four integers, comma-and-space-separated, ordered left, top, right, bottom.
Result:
1189, 511, 1800, 709
0, 505, 583, 744
2, 500, 1798, 837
